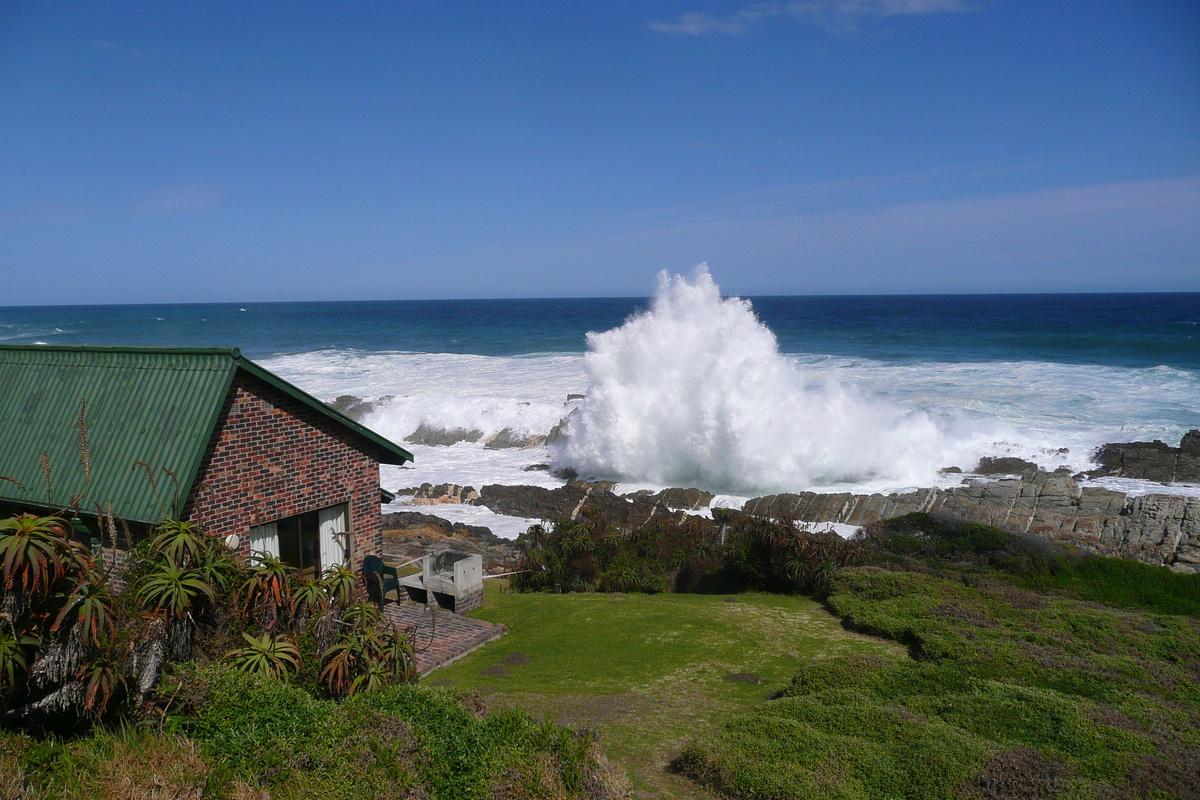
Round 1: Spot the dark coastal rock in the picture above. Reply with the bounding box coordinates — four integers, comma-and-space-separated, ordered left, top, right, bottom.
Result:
1090, 430, 1200, 483
475, 483, 694, 529
395, 482, 480, 505
404, 423, 484, 447
975, 456, 1040, 475
545, 408, 581, 448
545, 419, 568, 446
476, 484, 582, 520
327, 394, 392, 421
742, 470, 1200, 572
483, 428, 546, 450
624, 487, 715, 510
570, 478, 618, 493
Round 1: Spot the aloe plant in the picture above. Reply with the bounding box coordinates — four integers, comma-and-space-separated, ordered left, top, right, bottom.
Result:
51, 576, 117, 647
290, 574, 328, 618
319, 604, 415, 697
240, 553, 294, 611
149, 519, 208, 568
79, 646, 125, 715
340, 600, 381, 629
136, 563, 216, 619
227, 632, 301, 679
0, 621, 40, 690
0, 514, 70, 595
194, 548, 240, 595
322, 563, 358, 609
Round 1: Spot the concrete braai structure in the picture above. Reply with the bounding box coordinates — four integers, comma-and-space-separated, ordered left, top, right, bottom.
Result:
0, 345, 413, 576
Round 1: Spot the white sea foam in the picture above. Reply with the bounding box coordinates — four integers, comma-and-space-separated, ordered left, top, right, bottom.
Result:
1082, 477, 1200, 499
553, 268, 1011, 494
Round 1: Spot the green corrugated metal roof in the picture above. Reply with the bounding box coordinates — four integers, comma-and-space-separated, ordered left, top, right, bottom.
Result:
0, 345, 412, 524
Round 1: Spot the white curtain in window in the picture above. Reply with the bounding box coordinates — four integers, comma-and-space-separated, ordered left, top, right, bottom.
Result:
318, 505, 348, 572
248, 521, 279, 559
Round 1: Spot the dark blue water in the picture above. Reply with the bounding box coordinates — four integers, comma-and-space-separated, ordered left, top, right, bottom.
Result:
1, 294, 1197, 370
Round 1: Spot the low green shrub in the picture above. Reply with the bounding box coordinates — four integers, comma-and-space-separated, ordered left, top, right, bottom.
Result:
861, 512, 1065, 573
1021, 555, 1200, 617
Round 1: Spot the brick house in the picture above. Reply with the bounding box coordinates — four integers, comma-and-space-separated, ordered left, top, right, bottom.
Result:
0, 345, 413, 576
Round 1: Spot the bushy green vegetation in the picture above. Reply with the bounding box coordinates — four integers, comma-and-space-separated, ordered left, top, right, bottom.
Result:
1, 664, 627, 799
860, 511, 1062, 572
674, 532, 1200, 799
512, 508, 857, 596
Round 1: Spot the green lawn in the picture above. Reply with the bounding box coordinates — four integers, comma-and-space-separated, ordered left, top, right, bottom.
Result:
428, 582, 903, 798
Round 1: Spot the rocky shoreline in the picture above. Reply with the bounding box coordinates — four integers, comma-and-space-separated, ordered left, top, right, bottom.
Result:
385, 429, 1200, 574
380, 510, 519, 570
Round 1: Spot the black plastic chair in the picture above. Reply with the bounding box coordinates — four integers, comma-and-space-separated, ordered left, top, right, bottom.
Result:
362, 555, 400, 607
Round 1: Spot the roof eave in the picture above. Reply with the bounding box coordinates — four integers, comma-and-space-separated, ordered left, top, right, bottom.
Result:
233, 358, 414, 465
173, 359, 241, 519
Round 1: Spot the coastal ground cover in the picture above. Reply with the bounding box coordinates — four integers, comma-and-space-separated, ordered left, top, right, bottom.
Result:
674, 565, 1200, 799
428, 581, 904, 798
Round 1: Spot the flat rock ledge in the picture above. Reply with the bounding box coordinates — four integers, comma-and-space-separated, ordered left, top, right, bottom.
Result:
743, 470, 1200, 573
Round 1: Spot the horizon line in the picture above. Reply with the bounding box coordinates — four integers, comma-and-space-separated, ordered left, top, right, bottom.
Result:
4, 289, 1200, 310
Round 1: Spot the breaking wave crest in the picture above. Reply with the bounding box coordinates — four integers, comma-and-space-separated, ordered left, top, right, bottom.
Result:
553, 267, 1002, 494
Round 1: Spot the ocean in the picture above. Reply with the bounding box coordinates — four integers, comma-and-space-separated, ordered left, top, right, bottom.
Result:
4, 270, 1198, 538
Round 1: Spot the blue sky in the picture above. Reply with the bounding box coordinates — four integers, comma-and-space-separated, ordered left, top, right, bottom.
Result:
1, 1, 1198, 303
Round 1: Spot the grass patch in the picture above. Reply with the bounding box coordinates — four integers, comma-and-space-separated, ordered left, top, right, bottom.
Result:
432, 580, 903, 798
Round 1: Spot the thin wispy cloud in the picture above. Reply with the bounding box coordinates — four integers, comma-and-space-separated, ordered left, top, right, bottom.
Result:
471, 175, 1200, 296
650, 0, 974, 35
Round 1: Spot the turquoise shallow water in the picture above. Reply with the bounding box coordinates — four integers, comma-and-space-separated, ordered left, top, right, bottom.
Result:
2, 293, 1198, 369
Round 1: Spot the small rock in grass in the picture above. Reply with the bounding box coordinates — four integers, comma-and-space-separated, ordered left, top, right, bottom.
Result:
724, 672, 762, 684
501, 652, 532, 666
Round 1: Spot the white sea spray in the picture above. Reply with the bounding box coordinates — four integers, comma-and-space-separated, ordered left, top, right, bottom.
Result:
551, 267, 1003, 494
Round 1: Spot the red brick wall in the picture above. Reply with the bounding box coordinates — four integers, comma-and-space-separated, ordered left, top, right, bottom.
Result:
182, 371, 383, 572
